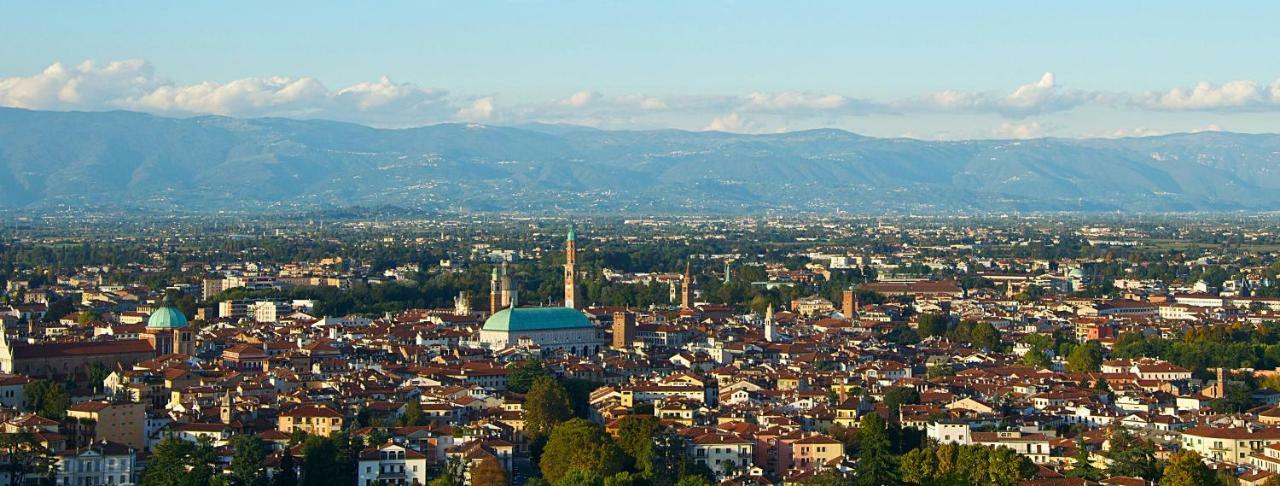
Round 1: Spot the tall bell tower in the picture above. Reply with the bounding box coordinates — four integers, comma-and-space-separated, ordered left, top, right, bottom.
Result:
564, 225, 579, 309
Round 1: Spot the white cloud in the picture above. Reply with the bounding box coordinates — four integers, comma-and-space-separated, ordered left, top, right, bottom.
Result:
992, 121, 1045, 139
455, 96, 496, 121
909, 72, 1102, 117
559, 90, 599, 108
4, 59, 1280, 133
745, 91, 851, 111
124, 77, 329, 117
0, 59, 462, 126
1098, 127, 1168, 139
1133, 80, 1280, 111
0, 59, 160, 110
704, 112, 759, 133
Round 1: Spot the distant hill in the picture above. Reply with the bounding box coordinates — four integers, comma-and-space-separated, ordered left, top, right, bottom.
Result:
3, 107, 1280, 213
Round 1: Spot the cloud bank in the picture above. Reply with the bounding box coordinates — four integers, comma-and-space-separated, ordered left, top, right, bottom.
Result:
1, 60, 1279, 134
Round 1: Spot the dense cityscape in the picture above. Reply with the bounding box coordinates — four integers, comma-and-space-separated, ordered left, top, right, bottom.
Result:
0, 214, 1277, 485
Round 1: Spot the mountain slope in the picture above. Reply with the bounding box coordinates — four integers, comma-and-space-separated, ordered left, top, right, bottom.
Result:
2, 107, 1279, 213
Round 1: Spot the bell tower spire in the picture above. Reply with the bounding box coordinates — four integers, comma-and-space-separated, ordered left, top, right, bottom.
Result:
564, 224, 579, 309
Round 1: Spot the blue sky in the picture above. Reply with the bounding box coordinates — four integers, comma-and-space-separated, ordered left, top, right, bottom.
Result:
2, 1, 1278, 138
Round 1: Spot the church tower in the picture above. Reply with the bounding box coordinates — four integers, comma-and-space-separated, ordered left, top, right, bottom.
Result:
499, 262, 513, 309
763, 306, 777, 342
489, 268, 500, 315
612, 311, 635, 349
680, 262, 693, 309
564, 225, 579, 309
219, 389, 235, 424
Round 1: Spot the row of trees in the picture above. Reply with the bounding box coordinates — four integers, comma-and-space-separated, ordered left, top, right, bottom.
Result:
915, 314, 1001, 350
140, 433, 359, 486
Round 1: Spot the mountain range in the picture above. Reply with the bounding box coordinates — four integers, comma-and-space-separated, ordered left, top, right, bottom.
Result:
3, 107, 1280, 214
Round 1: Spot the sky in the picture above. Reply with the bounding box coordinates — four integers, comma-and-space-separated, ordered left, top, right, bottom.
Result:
1, 1, 1278, 139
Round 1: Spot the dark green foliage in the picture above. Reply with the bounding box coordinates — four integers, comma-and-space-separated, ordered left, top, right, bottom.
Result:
854, 413, 897, 486
899, 442, 1036, 486
538, 419, 626, 485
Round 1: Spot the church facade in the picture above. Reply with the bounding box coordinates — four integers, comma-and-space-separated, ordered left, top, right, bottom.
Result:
477, 227, 602, 355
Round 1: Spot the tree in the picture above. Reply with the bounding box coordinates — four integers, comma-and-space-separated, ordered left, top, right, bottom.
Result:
333, 431, 362, 486
675, 477, 713, 486
614, 416, 661, 476
881, 387, 920, 418
23, 380, 69, 420
470, 455, 509, 486
1065, 435, 1099, 480
916, 313, 948, 338
429, 477, 459, 486
969, 321, 1001, 350
525, 376, 574, 441
509, 360, 549, 393
1160, 451, 1217, 486
900, 443, 1034, 486
1106, 428, 1160, 481
273, 453, 298, 486
853, 413, 898, 486
0, 432, 53, 486
401, 400, 425, 426
603, 472, 641, 486
556, 468, 603, 486
140, 436, 217, 486
539, 419, 626, 484
1067, 340, 1104, 373
230, 435, 269, 486
300, 436, 339, 486
141, 437, 193, 486
85, 361, 111, 393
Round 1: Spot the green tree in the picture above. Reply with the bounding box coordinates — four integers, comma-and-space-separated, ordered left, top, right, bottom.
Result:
1065, 435, 1099, 480
401, 400, 425, 426
273, 453, 298, 486
0, 432, 53, 486
603, 471, 641, 486
1105, 428, 1161, 481
900, 443, 1034, 486
1159, 451, 1217, 486
854, 413, 898, 486
614, 416, 661, 476
23, 380, 69, 420
539, 419, 626, 484
675, 476, 713, 486
300, 436, 339, 486
526, 376, 574, 441
140, 436, 216, 486
1066, 340, 1104, 373
881, 387, 920, 418
140, 437, 193, 486
556, 468, 603, 486
230, 435, 269, 486
916, 313, 948, 338
508, 360, 549, 393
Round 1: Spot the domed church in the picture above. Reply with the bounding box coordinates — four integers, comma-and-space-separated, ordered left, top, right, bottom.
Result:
142, 305, 195, 355
478, 226, 603, 355
479, 307, 601, 355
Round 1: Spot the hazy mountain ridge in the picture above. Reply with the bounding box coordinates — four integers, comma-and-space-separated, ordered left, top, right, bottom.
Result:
2, 107, 1279, 213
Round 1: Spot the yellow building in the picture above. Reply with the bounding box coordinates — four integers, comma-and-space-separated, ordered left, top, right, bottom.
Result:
278, 404, 344, 437
66, 400, 145, 450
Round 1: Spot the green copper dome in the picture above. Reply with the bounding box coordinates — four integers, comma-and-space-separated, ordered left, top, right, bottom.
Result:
147, 306, 189, 329
482, 307, 591, 332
